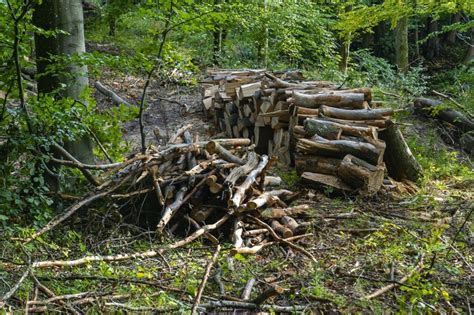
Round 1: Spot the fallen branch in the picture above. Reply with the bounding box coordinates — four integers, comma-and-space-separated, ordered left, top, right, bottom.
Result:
191, 245, 221, 314
31, 214, 230, 268
0, 266, 30, 308
95, 81, 131, 106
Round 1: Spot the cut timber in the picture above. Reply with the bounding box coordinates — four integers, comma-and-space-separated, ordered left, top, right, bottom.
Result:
301, 172, 353, 192
332, 87, 372, 102
206, 141, 244, 165
238, 82, 261, 100
260, 205, 310, 219
304, 118, 377, 140
246, 190, 293, 210
263, 176, 282, 187
379, 125, 422, 182
225, 151, 259, 188
289, 91, 365, 109
294, 154, 340, 176
289, 105, 319, 117
281, 216, 299, 233
270, 220, 293, 238
229, 155, 269, 208
414, 97, 474, 132
320, 105, 393, 120
337, 154, 385, 195
321, 116, 393, 129
297, 137, 385, 165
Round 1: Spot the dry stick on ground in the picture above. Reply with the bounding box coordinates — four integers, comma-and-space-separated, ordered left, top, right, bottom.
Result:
241, 278, 256, 301
0, 266, 30, 308
364, 254, 425, 300
94, 81, 131, 106
245, 215, 317, 262
52, 142, 101, 186
31, 214, 231, 268
191, 245, 221, 314
200, 300, 310, 312
30, 272, 80, 315
168, 124, 192, 144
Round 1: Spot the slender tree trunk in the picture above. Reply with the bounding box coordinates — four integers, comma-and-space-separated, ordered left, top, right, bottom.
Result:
263, 0, 269, 67
465, 27, 474, 64
374, 22, 386, 57
425, 18, 440, 60
395, 16, 409, 72
339, 38, 350, 74
447, 13, 461, 44
414, 23, 420, 59
33, 0, 94, 163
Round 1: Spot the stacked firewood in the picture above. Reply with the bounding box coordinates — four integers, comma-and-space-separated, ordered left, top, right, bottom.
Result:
202, 70, 404, 195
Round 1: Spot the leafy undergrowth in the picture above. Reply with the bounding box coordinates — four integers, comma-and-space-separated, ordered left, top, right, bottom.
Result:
1, 177, 472, 313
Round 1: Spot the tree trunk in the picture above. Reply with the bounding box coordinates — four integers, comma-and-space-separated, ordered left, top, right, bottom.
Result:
464, 27, 474, 64
339, 39, 350, 74
379, 125, 422, 182
447, 13, 461, 44
395, 16, 409, 72
425, 18, 440, 60
33, 0, 93, 163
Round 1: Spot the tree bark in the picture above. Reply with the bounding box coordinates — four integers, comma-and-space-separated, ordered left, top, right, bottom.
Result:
395, 16, 409, 72
378, 125, 422, 182
337, 154, 385, 195
33, 0, 93, 163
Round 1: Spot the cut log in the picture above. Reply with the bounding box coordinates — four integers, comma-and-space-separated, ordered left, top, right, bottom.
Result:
238, 82, 261, 100
224, 151, 259, 188
280, 216, 299, 233
304, 118, 377, 140
331, 87, 372, 102
414, 97, 474, 132
289, 91, 365, 109
297, 137, 385, 165
190, 208, 214, 222
294, 154, 340, 176
229, 155, 269, 208
321, 116, 393, 129
289, 105, 320, 117
246, 189, 293, 210
263, 176, 282, 187
260, 205, 311, 219
206, 141, 245, 165
301, 172, 353, 192
320, 105, 393, 120
270, 220, 293, 238
337, 154, 385, 195
379, 125, 422, 182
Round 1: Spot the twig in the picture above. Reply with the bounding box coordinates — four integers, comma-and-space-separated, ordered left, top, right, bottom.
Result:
364, 254, 425, 300
191, 245, 221, 314
0, 266, 30, 308
200, 300, 310, 312
245, 215, 317, 262
49, 156, 121, 170
105, 302, 179, 312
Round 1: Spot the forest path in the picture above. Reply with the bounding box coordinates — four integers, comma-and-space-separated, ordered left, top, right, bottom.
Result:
93, 71, 214, 152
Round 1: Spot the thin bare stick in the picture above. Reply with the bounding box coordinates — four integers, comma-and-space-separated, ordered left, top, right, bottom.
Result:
364, 254, 425, 300
0, 266, 30, 308
191, 245, 221, 314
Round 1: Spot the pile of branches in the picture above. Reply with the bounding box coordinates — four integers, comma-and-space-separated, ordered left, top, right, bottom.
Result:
23, 125, 316, 264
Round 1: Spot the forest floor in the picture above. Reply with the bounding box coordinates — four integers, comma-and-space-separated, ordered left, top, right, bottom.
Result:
1, 71, 472, 314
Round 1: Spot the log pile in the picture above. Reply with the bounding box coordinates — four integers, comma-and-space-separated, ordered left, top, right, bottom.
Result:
202, 70, 418, 195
